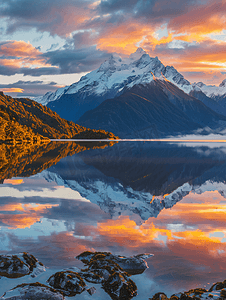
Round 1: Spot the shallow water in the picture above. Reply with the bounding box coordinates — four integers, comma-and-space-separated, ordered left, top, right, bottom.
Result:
1, 140, 226, 299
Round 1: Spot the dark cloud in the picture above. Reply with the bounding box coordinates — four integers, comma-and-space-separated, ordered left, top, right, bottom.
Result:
97, 0, 200, 25
0, 65, 59, 77
21, 67, 60, 76
0, 0, 95, 36
98, 0, 140, 14
0, 0, 209, 37
0, 65, 19, 76
134, 0, 195, 19
72, 31, 99, 49
0, 38, 110, 77
42, 46, 110, 73
0, 80, 61, 97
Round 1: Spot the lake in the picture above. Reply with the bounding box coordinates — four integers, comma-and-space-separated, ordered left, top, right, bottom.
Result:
1, 139, 226, 299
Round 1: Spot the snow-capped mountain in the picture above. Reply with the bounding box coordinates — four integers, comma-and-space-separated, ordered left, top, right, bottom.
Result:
34, 86, 68, 105
33, 47, 226, 135
189, 80, 226, 117
65, 48, 191, 96
78, 80, 226, 138
192, 80, 226, 98
36, 48, 191, 106
35, 48, 193, 122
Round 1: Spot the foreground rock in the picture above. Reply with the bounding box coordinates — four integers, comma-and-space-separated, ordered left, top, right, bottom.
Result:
0, 282, 64, 300
77, 251, 153, 299
76, 251, 154, 275
47, 251, 153, 299
0, 252, 45, 278
149, 279, 226, 300
47, 271, 86, 296
0, 251, 151, 299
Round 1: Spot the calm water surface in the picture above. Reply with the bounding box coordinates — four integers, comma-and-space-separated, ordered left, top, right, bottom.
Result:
1, 140, 226, 299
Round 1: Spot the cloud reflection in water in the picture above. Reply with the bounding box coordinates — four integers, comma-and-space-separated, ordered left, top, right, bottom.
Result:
1, 175, 226, 296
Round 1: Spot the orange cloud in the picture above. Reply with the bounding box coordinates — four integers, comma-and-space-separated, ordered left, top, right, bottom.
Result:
49, 5, 92, 36
4, 179, 24, 185
168, 1, 226, 39
0, 41, 52, 70
97, 217, 174, 248
97, 22, 149, 54
0, 203, 59, 229
1, 88, 24, 93
96, 20, 175, 54
0, 58, 22, 68
0, 41, 41, 57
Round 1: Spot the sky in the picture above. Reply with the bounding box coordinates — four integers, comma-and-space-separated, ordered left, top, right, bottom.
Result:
1, 0, 226, 98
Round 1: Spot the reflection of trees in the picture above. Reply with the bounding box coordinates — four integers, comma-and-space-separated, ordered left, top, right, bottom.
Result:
0, 141, 117, 182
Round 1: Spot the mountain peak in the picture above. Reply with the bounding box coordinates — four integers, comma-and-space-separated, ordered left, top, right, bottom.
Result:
129, 47, 147, 60
98, 53, 122, 72
36, 48, 193, 110
219, 78, 226, 87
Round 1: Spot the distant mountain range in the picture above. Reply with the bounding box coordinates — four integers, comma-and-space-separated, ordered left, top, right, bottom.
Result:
0, 92, 118, 143
34, 48, 226, 138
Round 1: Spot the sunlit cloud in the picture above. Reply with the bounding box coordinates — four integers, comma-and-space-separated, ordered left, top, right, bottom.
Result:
3, 179, 24, 185
0, 80, 64, 97
0, 203, 59, 229
0, 40, 41, 57
0, 0, 226, 85
0, 41, 54, 76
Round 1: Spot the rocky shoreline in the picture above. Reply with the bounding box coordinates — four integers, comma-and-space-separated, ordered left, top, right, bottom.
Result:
0, 251, 225, 300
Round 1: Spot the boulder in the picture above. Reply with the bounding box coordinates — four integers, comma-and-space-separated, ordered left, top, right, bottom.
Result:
47, 271, 86, 296
0, 252, 45, 278
76, 251, 153, 275
0, 282, 64, 300
76, 251, 141, 300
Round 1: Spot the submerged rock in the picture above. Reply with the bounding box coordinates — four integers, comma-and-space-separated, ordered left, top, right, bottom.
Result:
102, 271, 137, 300
208, 279, 226, 292
87, 286, 96, 295
76, 251, 154, 275
150, 292, 169, 300
0, 252, 45, 278
0, 282, 64, 300
47, 271, 86, 296
149, 282, 226, 300
75, 251, 152, 299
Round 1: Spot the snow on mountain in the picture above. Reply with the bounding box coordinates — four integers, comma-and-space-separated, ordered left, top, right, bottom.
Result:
34, 48, 192, 106
39, 167, 194, 224
41, 169, 166, 222
66, 48, 192, 95
40, 167, 226, 225
34, 86, 69, 105
192, 80, 226, 98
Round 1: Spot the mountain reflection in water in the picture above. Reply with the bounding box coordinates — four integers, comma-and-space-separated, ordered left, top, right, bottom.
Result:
1, 141, 226, 299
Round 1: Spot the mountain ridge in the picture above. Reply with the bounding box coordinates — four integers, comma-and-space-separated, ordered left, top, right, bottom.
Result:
38, 48, 193, 123
78, 80, 226, 138
31, 48, 226, 137
0, 92, 118, 141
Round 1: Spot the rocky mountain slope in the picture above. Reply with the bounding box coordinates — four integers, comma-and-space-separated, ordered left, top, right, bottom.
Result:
78, 80, 226, 138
